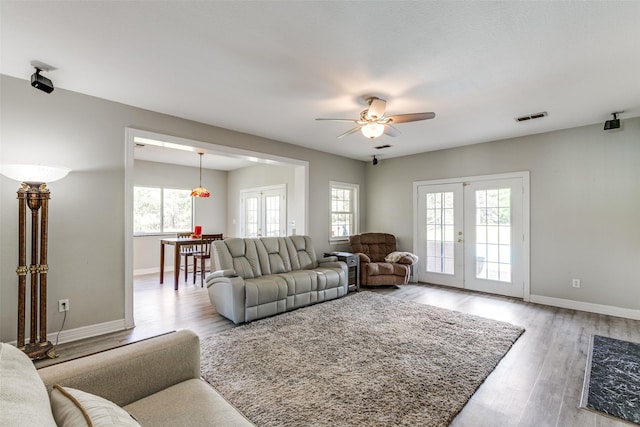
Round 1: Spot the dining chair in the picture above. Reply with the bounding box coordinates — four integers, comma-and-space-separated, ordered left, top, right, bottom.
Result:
202, 233, 224, 240
193, 234, 224, 286
176, 232, 197, 282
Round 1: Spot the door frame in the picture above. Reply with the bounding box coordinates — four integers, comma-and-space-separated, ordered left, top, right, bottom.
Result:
412, 171, 531, 302
124, 128, 309, 329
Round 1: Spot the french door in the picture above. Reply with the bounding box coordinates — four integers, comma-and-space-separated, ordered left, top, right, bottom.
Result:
240, 185, 286, 237
415, 173, 529, 299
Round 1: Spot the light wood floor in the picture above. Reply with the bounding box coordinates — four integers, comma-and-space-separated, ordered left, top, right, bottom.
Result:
40, 274, 640, 427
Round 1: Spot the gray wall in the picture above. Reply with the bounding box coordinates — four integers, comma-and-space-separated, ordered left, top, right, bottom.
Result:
0, 74, 366, 342
227, 163, 298, 237
365, 118, 640, 310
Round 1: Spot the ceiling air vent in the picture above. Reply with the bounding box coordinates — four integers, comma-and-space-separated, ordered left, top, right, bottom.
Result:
374, 144, 391, 150
515, 111, 548, 122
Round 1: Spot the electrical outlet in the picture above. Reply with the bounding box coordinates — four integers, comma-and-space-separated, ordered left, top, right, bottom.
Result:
572, 279, 581, 288
58, 299, 70, 312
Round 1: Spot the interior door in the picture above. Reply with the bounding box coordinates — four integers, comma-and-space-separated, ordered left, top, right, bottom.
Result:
415, 174, 528, 299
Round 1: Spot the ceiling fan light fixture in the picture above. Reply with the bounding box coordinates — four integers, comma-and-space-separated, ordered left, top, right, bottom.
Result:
361, 123, 384, 139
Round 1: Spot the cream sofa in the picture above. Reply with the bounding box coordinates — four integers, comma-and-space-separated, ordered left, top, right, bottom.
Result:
206, 235, 348, 324
0, 329, 253, 427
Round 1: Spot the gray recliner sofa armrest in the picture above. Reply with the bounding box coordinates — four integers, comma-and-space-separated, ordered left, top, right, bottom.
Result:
207, 276, 247, 324
37, 330, 200, 407
206, 268, 237, 280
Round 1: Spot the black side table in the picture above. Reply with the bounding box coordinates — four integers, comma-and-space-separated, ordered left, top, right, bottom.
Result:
325, 251, 360, 292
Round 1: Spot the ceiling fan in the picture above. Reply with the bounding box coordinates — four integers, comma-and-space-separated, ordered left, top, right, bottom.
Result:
316, 96, 436, 139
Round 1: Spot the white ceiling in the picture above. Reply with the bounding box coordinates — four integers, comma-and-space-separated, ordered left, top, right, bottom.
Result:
2, 1, 639, 166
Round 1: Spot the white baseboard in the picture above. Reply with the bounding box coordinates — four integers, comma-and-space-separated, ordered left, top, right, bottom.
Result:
134, 267, 165, 276
8, 319, 128, 348
529, 294, 640, 320
48, 318, 128, 345
50, 318, 129, 345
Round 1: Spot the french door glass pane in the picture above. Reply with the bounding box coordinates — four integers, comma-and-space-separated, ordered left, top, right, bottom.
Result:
475, 188, 511, 282
425, 191, 455, 275
264, 195, 281, 237
246, 197, 258, 237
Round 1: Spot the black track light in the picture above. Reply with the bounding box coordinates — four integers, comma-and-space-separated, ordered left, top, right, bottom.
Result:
372, 156, 379, 166
30, 68, 54, 93
604, 112, 623, 131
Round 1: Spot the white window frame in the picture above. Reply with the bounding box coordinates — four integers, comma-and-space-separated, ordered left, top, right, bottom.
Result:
329, 181, 359, 242
133, 185, 193, 235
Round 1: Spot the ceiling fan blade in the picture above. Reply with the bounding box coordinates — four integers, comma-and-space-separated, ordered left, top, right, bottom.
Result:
387, 112, 436, 124
366, 97, 386, 120
336, 127, 362, 139
384, 124, 401, 137
316, 118, 359, 123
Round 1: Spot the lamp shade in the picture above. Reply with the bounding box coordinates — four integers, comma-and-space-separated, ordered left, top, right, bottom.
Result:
361, 123, 385, 139
191, 186, 211, 198
0, 164, 71, 183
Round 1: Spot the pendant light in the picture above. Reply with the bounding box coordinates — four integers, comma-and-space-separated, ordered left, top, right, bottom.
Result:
191, 153, 210, 198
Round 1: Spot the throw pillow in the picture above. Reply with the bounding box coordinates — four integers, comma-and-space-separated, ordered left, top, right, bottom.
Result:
50, 384, 141, 427
0, 343, 57, 426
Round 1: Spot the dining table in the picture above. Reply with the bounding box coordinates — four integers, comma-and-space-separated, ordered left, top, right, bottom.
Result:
159, 236, 205, 290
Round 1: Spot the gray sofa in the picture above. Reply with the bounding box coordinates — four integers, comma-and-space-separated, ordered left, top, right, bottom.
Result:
0, 329, 253, 427
206, 235, 348, 324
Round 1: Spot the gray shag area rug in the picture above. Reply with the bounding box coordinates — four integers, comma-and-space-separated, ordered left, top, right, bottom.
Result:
200, 291, 524, 427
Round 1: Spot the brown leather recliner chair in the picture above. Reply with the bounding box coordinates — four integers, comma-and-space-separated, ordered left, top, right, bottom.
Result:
349, 233, 417, 286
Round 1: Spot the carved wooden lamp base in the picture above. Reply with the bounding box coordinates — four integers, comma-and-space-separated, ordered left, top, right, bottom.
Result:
23, 341, 58, 360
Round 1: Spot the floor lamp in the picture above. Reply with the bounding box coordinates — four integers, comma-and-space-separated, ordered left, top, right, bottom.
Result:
1, 164, 70, 360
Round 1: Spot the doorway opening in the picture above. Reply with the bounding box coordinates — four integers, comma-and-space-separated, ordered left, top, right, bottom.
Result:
124, 128, 309, 328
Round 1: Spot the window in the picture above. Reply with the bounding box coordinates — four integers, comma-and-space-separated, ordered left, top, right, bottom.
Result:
330, 181, 358, 241
133, 186, 192, 234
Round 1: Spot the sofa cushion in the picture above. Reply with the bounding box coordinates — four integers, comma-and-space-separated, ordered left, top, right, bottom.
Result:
256, 237, 292, 275
0, 343, 57, 427
366, 261, 409, 276
50, 384, 140, 426
286, 235, 319, 270
277, 270, 318, 308
124, 378, 254, 427
221, 238, 262, 279
244, 276, 288, 322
